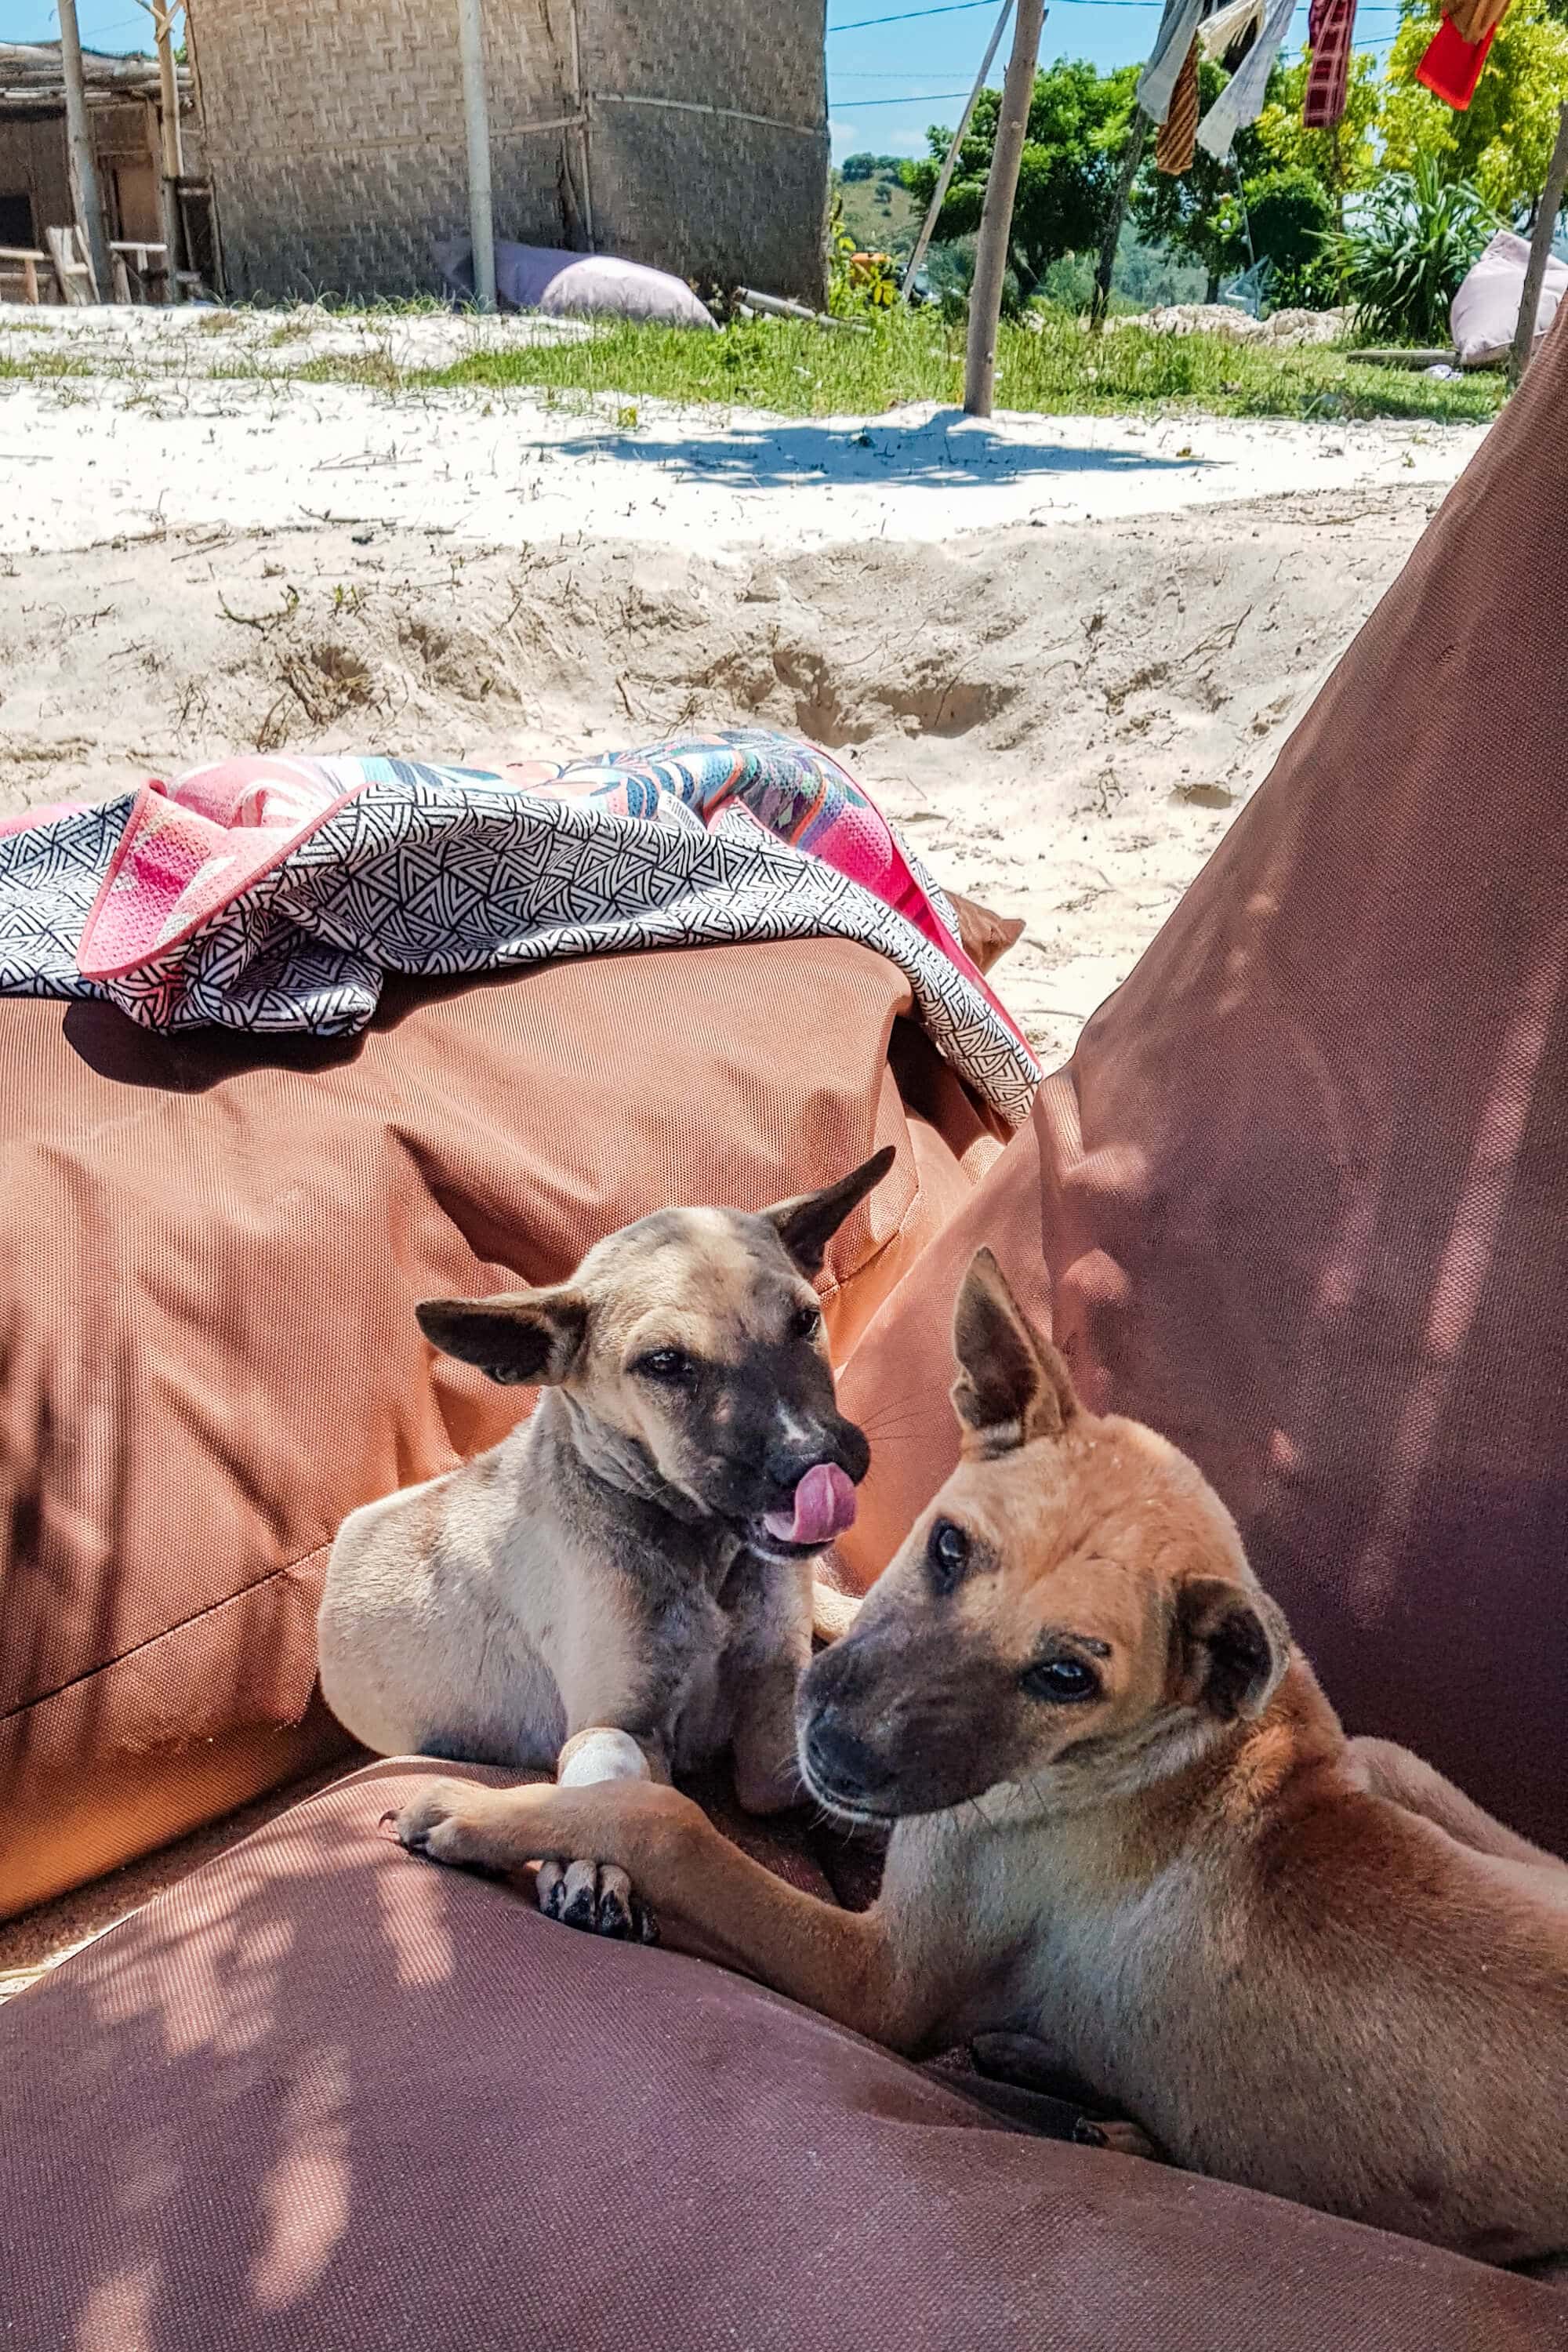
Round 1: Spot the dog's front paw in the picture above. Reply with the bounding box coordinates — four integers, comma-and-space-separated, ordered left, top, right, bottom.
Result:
535, 1857, 658, 1944
387, 1780, 500, 1870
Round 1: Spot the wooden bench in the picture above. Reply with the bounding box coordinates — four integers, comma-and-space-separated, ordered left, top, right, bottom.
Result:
0, 247, 48, 307
110, 241, 172, 305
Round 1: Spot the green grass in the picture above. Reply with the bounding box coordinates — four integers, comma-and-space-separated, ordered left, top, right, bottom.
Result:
405, 310, 1502, 426
0, 304, 1504, 424
0, 348, 93, 381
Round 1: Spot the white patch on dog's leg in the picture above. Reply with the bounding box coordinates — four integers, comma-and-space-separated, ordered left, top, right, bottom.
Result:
557, 1727, 651, 1788
549, 1730, 657, 1938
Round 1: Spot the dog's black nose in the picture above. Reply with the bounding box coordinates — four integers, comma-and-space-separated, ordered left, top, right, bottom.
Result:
804, 1711, 884, 1804
764, 1420, 869, 1496
765, 1441, 836, 1496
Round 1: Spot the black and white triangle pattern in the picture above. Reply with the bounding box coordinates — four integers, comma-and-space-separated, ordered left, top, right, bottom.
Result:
0, 762, 1040, 1123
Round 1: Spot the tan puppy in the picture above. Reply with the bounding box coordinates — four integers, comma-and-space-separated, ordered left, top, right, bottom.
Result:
394, 1250, 1568, 2269
322, 1149, 891, 1937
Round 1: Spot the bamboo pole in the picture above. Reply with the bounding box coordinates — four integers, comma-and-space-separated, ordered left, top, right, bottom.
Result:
962, 0, 1045, 416
1091, 106, 1146, 330
457, 0, 498, 311
57, 0, 111, 299
152, 1, 184, 302
1508, 102, 1568, 389
902, 0, 1013, 301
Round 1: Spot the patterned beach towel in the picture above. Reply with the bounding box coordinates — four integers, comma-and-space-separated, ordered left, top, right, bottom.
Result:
0, 730, 1040, 1125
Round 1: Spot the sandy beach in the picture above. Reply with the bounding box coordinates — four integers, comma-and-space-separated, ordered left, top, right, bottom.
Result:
2, 307, 1482, 1064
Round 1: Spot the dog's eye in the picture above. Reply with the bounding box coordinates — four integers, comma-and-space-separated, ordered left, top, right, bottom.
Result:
790, 1304, 822, 1341
927, 1519, 969, 1594
1020, 1657, 1100, 1704
636, 1348, 695, 1385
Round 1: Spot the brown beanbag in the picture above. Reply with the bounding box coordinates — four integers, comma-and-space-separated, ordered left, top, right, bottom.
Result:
837, 309, 1568, 1857
0, 941, 1002, 1921
0, 1759, 1554, 2350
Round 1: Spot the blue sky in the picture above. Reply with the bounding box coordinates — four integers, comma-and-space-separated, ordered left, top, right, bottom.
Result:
2, 0, 1403, 167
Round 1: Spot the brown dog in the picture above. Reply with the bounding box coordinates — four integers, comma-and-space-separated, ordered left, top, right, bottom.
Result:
393, 1250, 1568, 2268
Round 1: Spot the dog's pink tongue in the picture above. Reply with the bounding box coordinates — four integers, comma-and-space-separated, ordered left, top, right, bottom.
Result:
764, 1462, 858, 1548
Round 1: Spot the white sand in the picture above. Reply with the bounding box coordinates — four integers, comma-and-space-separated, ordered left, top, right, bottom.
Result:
2, 301, 1486, 557
1, 302, 1486, 1069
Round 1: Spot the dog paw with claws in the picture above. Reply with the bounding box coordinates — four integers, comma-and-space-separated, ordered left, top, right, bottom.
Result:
536, 1857, 658, 1944
387, 1780, 502, 1869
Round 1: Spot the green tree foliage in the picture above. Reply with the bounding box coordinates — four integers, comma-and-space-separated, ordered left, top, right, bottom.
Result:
1123, 52, 1357, 307
1379, 0, 1568, 216
840, 153, 906, 183
902, 58, 1140, 300
1243, 166, 1339, 303
1131, 56, 1267, 288
1251, 49, 1385, 198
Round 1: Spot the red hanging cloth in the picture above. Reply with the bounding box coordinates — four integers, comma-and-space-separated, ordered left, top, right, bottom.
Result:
1303, 0, 1359, 129
1416, 0, 1508, 109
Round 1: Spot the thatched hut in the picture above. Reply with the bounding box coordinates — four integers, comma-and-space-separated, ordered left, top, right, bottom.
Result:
185, 0, 829, 306
0, 41, 209, 281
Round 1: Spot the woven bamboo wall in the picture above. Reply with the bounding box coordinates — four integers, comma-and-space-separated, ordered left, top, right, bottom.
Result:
579, 0, 828, 301
186, 0, 826, 304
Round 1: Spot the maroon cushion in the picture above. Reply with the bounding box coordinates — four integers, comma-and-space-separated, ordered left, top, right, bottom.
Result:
0, 1761, 1555, 2349
835, 307, 1568, 1858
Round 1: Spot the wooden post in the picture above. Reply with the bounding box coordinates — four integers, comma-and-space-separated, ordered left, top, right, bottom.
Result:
1091, 106, 1146, 330
152, 1, 186, 303
57, 0, 111, 300
568, 0, 595, 251
457, 0, 498, 311
902, 0, 1013, 301
962, 0, 1045, 416
1508, 101, 1568, 388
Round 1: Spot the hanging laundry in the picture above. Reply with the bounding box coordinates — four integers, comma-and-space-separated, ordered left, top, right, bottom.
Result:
1445, 0, 1510, 42
1137, 0, 1210, 125
1156, 38, 1202, 172
1303, 0, 1359, 129
1197, 0, 1265, 68
1417, 6, 1505, 107
1196, 0, 1297, 158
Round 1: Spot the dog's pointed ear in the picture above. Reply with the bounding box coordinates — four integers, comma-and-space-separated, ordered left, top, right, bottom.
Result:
416, 1289, 587, 1387
762, 1145, 896, 1276
951, 1249, 1078, 1452
1171, 1577, 1290, 1722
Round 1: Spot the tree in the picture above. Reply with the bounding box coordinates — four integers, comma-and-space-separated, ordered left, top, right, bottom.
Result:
1130, 56, 1272, 293
1378, 0, 1568, 217
903, 58, 1140, 301
1243, 166, 1338, 303
1251, 49, 1384, 207
1130, 57, 1346, 305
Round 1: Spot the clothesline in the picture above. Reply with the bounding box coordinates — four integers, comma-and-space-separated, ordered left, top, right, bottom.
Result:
1138, 0, 1501, 169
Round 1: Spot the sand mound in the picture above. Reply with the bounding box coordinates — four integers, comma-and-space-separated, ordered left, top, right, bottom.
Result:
1110, 303, 1352, 346
0, 482, 1442, 1065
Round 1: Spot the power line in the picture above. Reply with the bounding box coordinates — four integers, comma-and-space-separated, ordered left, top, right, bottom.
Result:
829, 3, 997, 31
831, 0, 1403, 13
835, 89, 975, 103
